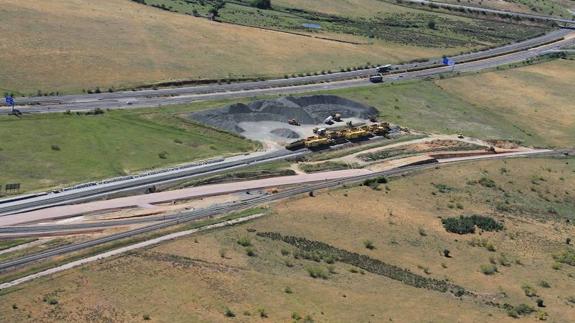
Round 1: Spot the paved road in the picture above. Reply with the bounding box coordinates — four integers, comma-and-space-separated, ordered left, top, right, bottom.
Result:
1, 30, 573, 116
401, 0, 575, 25
0, 148, 309, 216
0, 169, 372, 227
0, 148, 569, 273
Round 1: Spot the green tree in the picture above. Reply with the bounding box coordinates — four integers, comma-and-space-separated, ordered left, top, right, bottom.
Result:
252, 0, 271, 9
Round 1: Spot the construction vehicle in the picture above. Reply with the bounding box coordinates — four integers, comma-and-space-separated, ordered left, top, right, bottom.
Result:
312, 127, 327, 136
369, 122, 390, 136
285, 122, 396, 149
285, 139, 306, 150
324, 115, 334, 125
344, 128, 370, 140
288, 119, 300, 126
333, 113, 342, 122
304, 136, 333, 148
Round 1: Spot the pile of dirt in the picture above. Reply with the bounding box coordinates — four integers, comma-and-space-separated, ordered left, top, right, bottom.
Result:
271, 128, 300, 139
189, 95, 379, 134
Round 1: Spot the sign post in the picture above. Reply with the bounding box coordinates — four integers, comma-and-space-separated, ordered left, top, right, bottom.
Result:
4, 95, 15, 113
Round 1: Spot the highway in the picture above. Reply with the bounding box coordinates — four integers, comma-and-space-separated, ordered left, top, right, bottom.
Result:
0, 148, 569, 272
400, 0, 575, 25
1, 29, 573, 116
0, 149, 309, 216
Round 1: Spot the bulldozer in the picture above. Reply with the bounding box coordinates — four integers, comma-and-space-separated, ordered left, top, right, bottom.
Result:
288, 119, 300, 126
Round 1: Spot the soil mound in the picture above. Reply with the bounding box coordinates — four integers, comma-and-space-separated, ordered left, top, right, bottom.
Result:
189, 95, 378, 133
271, 128, 300, 139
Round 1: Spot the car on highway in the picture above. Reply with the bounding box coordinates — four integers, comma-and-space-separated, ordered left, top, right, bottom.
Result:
369, 75, 383, 83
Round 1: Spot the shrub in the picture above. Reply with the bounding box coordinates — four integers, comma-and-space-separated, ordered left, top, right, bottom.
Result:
522, 284, 538, 297
224, 308, 236, 317
306, 266, 328, 279
441, 215, 503, 234
158, 151, 168, 159
51, 144, 61, 151
257, 308, 268, 318
478, 177, 496, 188
237, 236, 252, 247
280, 248, 290, 256
480, 264, 498, 275
506, 303, 535, 318
442, 216, 475, 234
363, 240, 375, 250
245, 247, 256, 257
538, 280, 551, 288
284, 286, 293, 294
174, 138, 183, 144
553, 248, 575, 266
418, 228, 427, 237
143, 314, 151, 320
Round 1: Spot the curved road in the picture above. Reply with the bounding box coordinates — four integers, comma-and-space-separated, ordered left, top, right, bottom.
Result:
1, 29, 573, 115
0, 148, 569, 272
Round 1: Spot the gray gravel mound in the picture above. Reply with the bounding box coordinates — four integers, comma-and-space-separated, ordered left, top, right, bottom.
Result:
271, 128, 300, 139
189, 95, 379, 133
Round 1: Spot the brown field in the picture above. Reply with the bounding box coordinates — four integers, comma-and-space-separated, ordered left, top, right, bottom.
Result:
0, 0, 457, 95
1, 157, 574, 322
435, 59, 575, 148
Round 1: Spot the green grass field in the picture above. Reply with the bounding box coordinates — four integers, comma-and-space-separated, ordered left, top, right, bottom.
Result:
0, 102, 258, 194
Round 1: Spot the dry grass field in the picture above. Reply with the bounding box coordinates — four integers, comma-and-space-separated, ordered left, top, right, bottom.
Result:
1, 157, 574, 322
0, 0, 456, 95
436, 59, 575, 148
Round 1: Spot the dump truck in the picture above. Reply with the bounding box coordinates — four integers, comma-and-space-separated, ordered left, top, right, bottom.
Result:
324, 115, 334, 125
288, 119, 300, 126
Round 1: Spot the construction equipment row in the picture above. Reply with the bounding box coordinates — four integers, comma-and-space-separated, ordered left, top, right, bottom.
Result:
286, 122, 391, 150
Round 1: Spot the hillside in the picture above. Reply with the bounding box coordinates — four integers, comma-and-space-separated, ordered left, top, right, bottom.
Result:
0, 0, 456, 95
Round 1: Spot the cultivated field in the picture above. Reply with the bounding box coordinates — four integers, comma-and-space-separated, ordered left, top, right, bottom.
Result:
1, 157, 574, 322
0, 101, 258, 194
0, 0, 460, 95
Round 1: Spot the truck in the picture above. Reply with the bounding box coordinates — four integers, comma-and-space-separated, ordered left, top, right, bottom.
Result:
377, 64, 392, 73
288, 119, 300, 126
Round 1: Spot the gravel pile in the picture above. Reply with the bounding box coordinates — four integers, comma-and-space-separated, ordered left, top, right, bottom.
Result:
189, 95, 379, 134
271, 128, 301, 139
